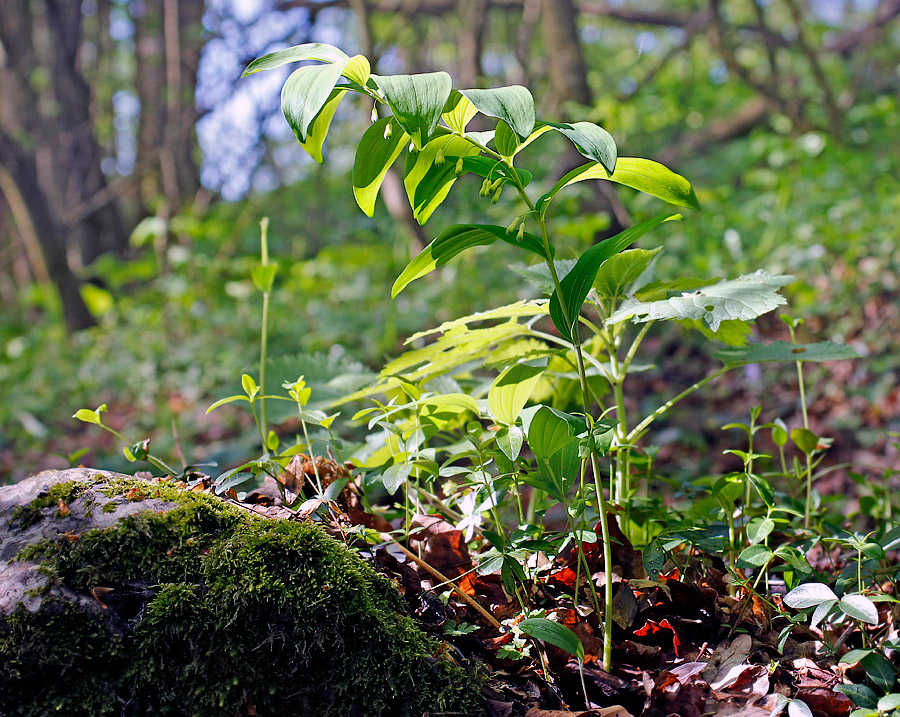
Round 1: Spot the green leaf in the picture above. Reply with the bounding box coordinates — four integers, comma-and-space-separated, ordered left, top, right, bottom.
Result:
441, 90, 478, 133
840, 594, 879, 625
608, 270, 793, 332
459, 85, 536, 138
679, 318, 753, 347
835, 684, 878, 709
540, 157, 700, 212
592, 248, 661, 302
206, 394, 251, 413
341, 54, 371, 87
747, 472, 775, 508
297, 89, 346, 163
877, 695, 900, 712
392, 224, 548, 298
373, 72, 452, 149
546, 121, 617, 173
73, 405, 106, 425
493, 121, 554, 158
241, 374, 259, 398
747, 517, 775, 545
241, 43, 349, 76
251, 264, 278, 293
787, 700, 814, 717
522, 405, 584, 459
352, 117, 409, 216
791, 428, 819, 455
841, 649, 875, 665
403, 131, 481, 223
737, 544, 773, 568
281, 61, 348, 142
460, 156, 532, 185
496, 425, 524, 461
810, 599, 837, 629
861, 652, 896, 693
489, 362, 546, 425
519, 618, 584, 661
643, 539, 665, 580
407, 300, 548, 342
784, 582, 838, 609
715, 340, 861, 366
382, 463, 412, 495
550, 214, 682, 342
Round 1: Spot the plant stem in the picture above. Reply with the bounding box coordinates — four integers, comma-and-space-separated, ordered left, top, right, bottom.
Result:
627, 366, 732, 443
259, 218, 271, 439
508, 160, 615, 671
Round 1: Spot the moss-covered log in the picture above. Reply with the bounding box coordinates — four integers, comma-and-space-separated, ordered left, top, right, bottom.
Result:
0, 469, 483, 716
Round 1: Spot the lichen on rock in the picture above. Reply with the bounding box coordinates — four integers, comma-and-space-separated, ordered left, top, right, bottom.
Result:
0, 468, 484, 716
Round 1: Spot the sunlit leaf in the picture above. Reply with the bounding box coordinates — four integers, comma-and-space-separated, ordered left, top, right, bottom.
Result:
352, 117, 409, 216
392, 224, 548, 297
519, 617, 584, 661
242, 43, 349, 76
550, 214, 682, 342
459, 85, 536, 138
546, 121, 617, 173
715, 340, 860, 366
488, 362, 546, 425
373, 72, 453, 149
608, 270, 793, 332
540, 157, 700, 212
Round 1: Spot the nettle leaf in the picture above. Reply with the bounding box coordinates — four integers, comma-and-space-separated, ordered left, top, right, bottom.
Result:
519, 617, 584, 661
607, 270, 793, 332
441, 90, 478, 133
242, 43, 349, 76
550, 214, 681, 342
459, 85, 536, 138
403, 131, 481, 223
489, 362, 546, 425
352, 117, 409, 216
373, 72, 452, 149
539, 157, 700, 213
784, 582, 838, 609
281, 61, 348, 142
715, 341, 860, 366
392, 224, 548, 298
592, 247, 661, 302
546, 121, 617, 173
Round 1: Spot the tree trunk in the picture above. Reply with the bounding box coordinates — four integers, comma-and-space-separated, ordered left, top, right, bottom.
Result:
0, 133, 96, 331
540, 0, 591, 109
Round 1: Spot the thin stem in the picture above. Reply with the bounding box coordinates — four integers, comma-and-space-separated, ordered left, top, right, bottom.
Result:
797, 360, 809, 429
301, 420, 324, 495
627, 366, 732, 443
258, 218, 271, 438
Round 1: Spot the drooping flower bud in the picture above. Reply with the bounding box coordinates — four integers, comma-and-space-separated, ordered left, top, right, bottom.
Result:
435, 148, 445, 167
479, 178, 491, 197
371, 105, 379, 123
516, 222, 525, 242
455, 157, 465, 177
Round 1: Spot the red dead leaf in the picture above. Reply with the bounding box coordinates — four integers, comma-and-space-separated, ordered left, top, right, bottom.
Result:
57, 499, 69, 517
633, 618, 684, 656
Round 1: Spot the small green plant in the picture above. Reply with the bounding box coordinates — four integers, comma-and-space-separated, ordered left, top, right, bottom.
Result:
240, 42, 863, 672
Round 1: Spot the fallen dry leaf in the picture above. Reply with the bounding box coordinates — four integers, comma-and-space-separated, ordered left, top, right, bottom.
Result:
524, 707, 634, 717
57, 499, 69, 517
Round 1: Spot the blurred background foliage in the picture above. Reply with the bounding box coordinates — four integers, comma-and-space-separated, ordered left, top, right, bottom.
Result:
1, 0, 898, 483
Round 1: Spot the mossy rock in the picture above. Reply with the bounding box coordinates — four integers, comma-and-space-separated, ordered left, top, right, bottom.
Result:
0, 469, 484, 716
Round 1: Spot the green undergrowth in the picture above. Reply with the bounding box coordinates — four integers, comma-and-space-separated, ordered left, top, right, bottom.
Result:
1, 477, 484, 716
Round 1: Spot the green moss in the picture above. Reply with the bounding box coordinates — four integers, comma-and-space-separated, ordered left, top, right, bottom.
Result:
10, 481, 86, 529
1, 476, 484, 716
